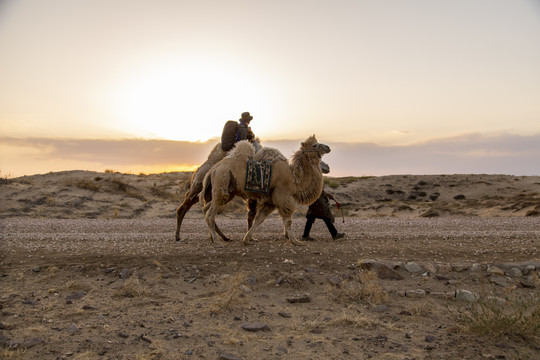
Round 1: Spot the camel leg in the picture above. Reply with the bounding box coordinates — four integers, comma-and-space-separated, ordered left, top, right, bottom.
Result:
275, 195, 304, 246
203, 201, 229, 246
201, 181, 232, 243
247, 199, 257, 229
175, 184, 201, 241
242, 203, 275, 245
245, 199, 258, 242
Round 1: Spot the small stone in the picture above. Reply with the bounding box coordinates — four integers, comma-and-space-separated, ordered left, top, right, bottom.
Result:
67, 323, 80, 334
218, 353, 242, 360
487, 265, 504, 276
404, 262, 423, 273
138, 334, 152, 343
24, 338, 43, 348
32, 267, 41, 272
278, 311, 291, 318
373, 304, 389, 313
327, 275, 342, 286
117, 331, 129, 338
520, 276, 536, 288
490, 276, 509, 287
525, 264, 536, 272
455, 289, 477, 302
435, 274, 450, 281
375, 265, 404, 280
286, 294, 311, 303
506, 268, 522, 277
246, 275, 256, 286
437, 264, 452, 273
425, 335, 436, 342
66, 291, 86, 300
241, 322, 270, 332
22, 299, 38, 305
405, 289, 426, 298
451, 264, 469, 272
119, 268, 131, 279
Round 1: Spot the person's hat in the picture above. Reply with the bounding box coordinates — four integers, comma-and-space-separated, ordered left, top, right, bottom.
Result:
240, 112, 253, 122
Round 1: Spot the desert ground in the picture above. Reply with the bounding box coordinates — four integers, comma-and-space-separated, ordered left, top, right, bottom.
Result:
1, 171, 539, 360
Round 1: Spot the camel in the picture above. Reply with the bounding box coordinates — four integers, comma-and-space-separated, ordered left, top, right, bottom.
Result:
174, 142, 259, 242
200, 135, 331, 246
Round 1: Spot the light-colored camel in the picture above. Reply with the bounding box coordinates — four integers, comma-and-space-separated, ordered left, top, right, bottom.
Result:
175, 142, 258, 242
200, 136, 331, 246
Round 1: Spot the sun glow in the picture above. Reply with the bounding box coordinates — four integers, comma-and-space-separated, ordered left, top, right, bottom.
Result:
110, 61, 274, 142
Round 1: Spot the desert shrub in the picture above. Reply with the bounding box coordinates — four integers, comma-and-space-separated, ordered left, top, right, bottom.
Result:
449, 294, 540, 340
150, 185, 174, 200
104, 178, 146, 201
326, 270, 387, 305
324, 178, 340, 189
76, 179, 101, 192
208, 272, 249, 314
115, 277, 150, 298
1, 348, 27, 359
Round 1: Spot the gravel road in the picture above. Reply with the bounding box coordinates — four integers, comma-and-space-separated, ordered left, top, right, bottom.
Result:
2, 217, 539, 265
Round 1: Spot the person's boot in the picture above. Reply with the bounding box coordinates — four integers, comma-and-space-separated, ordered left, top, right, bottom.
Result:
332, 233, 345, 240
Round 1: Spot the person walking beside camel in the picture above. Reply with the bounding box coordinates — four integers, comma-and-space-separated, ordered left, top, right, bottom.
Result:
302, 162, 345, 241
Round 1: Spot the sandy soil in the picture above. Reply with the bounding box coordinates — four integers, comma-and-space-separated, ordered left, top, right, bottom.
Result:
1, 216, 539, 360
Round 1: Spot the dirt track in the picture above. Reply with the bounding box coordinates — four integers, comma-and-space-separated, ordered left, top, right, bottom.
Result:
1, 217, 540, 359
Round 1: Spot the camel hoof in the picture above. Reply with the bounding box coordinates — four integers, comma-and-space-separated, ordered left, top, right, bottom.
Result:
291, 239, 306, 246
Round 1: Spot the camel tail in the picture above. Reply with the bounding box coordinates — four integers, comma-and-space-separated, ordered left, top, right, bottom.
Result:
200, 170, 213, 205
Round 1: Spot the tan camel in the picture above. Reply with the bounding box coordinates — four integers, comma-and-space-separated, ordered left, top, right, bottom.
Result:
200, 136, 331, 246
174, 142, 258, 242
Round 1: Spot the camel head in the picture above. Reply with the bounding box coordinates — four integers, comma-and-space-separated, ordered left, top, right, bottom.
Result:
301, 135, 331, 159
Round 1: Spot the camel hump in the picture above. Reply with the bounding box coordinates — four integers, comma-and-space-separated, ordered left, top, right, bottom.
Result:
254, 147, 287, 163
226, 140, 255, 159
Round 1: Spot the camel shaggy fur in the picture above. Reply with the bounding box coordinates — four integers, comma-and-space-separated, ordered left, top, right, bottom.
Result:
201, 136, 331, 245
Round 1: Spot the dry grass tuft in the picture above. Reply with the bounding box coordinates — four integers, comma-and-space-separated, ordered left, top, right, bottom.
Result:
406, 299, 433, 317
114, 277, 150, 298
326, 270, 388, 305
0, 348, 27, 360
73, 351, 100, 360
208, 272, 249, 314
449, 294, 540, 340
327, 311, 379, 329
134, 340, 170, 360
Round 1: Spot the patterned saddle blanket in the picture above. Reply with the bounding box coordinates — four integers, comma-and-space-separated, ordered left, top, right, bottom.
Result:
245, 159, 272, 194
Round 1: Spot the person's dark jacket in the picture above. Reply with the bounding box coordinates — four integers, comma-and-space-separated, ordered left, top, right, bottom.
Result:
306, 191, 335, 222
236, 121, 255, 142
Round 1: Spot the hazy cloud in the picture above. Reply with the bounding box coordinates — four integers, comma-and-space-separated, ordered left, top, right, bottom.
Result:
1, 133, 539, 177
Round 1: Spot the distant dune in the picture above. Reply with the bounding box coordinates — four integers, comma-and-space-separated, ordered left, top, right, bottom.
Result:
1, 171, 539, 219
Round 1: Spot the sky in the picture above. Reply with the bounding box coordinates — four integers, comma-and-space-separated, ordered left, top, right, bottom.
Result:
1, 0, 539, 177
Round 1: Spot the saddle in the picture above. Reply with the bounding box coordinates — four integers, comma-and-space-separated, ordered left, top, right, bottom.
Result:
245, 159, 272, 194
